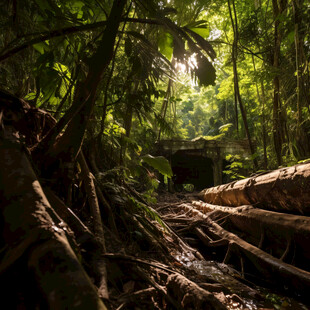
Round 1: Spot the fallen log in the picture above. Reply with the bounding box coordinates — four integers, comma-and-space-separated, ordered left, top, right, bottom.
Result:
199, 162, 310, 214
0, 126, 107, 309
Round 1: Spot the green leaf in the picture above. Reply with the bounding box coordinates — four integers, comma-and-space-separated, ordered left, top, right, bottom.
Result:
141, 154, 173, 178
185, 27, 216, 60
286, 31, 295, 44
201, 133, 225, 140
189, 26, 209, 39
219, 123, 233, 133
185, 20, 210, 38
127, 31, 172, 67
128, 196, 165, 228
71, 1, 85, 18
298, 158, 310, 164
158, 32, 173, 61
24, 92, 37, 100
195, 55, 216, 86
186, 20, 208, 27
53, 62, 70, 79
33, 41, 49, 54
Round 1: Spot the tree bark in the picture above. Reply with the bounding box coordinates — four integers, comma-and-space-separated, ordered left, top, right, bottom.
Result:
292, 0, 310, 157
228, 0, 258, 169
157, 65, 173, 141
252, 54, 268, 169
203, 215, 310, 294
260, 80, 268, 169
78, 151, 109, 299
0, 126, 106, 309
166, 273, 227, 310
199, 162, 310, 214
35, 0, 128, 177
272, 0, 287, 166
44, 187, 95, 245
293, 0, 302, 126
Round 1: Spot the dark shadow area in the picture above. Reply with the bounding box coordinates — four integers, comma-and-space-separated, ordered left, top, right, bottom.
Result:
171, 151, 214, 190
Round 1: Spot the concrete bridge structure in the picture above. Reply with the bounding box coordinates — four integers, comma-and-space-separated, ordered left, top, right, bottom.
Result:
154, 138, 252, 189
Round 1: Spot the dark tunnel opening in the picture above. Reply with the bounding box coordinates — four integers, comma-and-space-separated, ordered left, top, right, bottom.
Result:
171, 151, 215, 191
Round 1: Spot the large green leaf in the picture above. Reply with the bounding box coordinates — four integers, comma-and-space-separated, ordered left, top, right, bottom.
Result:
185, 20, 210, 39
190, 27, 209, 39
184, 27, 216, 60
33, 41, 50, 54
219, 123, 233, 133
127, 31, 172, 67
195, 55, 216, 86
141, 154, 173, 178
158, 32, 173, 61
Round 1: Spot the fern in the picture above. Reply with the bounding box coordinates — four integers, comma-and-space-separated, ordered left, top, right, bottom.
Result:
154, 112, 175, 137
128, 196, 165, 229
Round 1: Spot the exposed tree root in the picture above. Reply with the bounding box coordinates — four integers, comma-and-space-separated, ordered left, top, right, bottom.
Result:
135, 266, 181, 309
28, 234, 107, 310
166, 273, 227, 310
174, 203, 310, 296
44, 187, 95, 244
78, 151, 109, 299
116, 287, 157, 310
192, 200, 310, 268
0, 126, 107, 309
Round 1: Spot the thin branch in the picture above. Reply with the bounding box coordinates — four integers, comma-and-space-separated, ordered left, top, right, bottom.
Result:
209, 40, 265, 61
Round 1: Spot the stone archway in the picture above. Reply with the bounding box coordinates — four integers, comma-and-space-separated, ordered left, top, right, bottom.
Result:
154, 138, 252, 189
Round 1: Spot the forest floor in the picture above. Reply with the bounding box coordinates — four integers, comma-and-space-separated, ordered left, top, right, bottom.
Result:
145, 189, 310, 310
2, 93, 310, 310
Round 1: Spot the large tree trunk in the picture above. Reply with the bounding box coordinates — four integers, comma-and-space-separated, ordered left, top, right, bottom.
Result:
199, 162, 310, 215
292, 0, 310, 157
272, 0, 287, 166
35, 0, 127, 181
228, 0, 258, 169
157, 67, 173, 141
260, 80, 268, 169
0, 126, 107, 309
252, 55, 268, 169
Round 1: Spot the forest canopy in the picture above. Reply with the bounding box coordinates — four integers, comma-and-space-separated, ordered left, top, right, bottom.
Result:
1, 0, 310, 174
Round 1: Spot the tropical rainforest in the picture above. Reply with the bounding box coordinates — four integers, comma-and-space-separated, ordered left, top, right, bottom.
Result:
1, 0, 310, 309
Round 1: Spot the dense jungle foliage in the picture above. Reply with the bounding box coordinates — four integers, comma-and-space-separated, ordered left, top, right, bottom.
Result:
1, 0, 310, 187
2, 1, 310, 309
